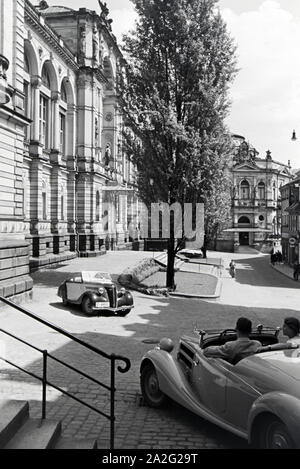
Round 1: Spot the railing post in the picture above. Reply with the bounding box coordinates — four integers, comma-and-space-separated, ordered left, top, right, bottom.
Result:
42, 350, 48, 420
110, 355, 116, 450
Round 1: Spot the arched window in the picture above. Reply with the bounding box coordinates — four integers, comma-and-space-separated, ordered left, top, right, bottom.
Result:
40, 64, 51, 149
240, 180, 250, 199
41, 66, 51, 88
23, 52, 31, 138
60, 82, 67, 103
238, 216, 250, 224
96, 191, 100, 221
258, 182, 265, 199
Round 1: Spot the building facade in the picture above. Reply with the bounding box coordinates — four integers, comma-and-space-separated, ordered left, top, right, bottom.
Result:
0, 0, 140, 300
217, 135, 293, 252
280, 174, 300, 266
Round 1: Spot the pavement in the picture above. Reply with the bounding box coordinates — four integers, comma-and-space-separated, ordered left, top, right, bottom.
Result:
272, 261, 300, 283
0, 249, 299, 449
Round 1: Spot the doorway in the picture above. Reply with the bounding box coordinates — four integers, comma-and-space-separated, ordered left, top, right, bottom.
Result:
239, 232, 249, 246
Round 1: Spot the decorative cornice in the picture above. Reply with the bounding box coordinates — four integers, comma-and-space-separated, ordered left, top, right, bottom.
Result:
25, 0, 79, 72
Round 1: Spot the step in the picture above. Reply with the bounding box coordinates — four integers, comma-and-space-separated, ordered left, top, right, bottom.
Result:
54, 438, 98, 449
0, 400, 29, 448
4, 418, 62, 449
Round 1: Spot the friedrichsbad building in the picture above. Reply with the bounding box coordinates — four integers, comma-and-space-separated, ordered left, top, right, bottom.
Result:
0, 1, 140, 299
217, 135, 293, 252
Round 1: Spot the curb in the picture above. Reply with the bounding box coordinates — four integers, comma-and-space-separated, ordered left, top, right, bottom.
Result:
170, 276, 223, 300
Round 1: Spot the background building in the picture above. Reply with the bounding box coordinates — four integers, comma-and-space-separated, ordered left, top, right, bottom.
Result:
280, 174, 300, 265
217, 135, 293, 252
0, 0, 140, 300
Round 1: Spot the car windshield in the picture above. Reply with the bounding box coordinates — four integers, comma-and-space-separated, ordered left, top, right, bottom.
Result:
81, 271, 112, 284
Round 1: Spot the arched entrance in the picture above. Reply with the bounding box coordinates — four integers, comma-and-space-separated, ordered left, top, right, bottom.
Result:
238, 216, 251, 246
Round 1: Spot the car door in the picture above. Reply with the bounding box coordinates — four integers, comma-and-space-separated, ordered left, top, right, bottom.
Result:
224, 361, 261, 431
191, 351, 228, 417
66, 277, 85, 302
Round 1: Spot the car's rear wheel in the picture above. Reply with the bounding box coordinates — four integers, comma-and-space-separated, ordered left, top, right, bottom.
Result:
258, 416, 295, 449
141, 364, 167, 408
81, 296, 95, 316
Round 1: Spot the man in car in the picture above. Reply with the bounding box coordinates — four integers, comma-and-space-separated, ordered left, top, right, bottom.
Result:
203, 317, 262, 364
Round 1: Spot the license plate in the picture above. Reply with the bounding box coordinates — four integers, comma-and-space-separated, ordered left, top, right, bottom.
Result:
95, 302, 110, 308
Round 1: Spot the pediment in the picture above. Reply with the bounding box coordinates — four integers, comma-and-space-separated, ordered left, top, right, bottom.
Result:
234, 162, 259, 171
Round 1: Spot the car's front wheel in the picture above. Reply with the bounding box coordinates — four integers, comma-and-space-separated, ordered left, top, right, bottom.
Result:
258, 416, 295, 449
81, 296, 95, 316
141, 364, 167, 408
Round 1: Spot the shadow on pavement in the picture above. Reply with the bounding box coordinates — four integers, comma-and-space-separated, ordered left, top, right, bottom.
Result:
1, 289, 300, 449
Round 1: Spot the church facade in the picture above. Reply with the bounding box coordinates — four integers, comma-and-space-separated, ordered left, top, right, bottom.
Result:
0, 1, 140, 300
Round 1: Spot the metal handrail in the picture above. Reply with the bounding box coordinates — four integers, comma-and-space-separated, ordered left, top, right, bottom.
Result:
0, 297, 131, 449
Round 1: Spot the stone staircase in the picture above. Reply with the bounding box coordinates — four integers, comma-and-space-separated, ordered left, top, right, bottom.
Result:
0, 400, 97, 449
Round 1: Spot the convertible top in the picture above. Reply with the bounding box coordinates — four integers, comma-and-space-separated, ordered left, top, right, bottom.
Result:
81, 271, 113, 284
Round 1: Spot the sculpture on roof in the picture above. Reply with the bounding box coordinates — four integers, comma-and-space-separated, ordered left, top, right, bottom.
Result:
98, 1, 109, 19
98, 1, 113, 31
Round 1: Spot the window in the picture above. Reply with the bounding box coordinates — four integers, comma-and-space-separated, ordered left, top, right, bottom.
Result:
61, 83, 67, 103
40, 94, 49, 148
240, 180, 250, 199
259, 215, 264, 222
42, 66, 51, 88
42, 191, 47, 220
59, 111, 66, 155
258, 182, 265, 200
61, 195, 64, 220
238, 216, 250, 224
96, 191, 100, 221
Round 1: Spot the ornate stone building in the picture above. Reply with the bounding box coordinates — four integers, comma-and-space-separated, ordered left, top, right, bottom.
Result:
0, 1, 140, 299
280, 174, 300, 265
217, 134, 293, 252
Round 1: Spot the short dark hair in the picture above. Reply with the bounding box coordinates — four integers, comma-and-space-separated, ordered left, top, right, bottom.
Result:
236, 317, 252, 334
284, 317, 300, 334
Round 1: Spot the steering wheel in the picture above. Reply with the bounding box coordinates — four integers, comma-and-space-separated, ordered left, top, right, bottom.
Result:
220, 328, 237, 337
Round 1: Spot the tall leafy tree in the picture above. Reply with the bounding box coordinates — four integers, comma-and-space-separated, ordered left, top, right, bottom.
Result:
119, 0, 237, 288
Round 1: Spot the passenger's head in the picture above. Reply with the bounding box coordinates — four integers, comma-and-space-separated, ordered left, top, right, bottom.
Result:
236, 317, 252, 337
283, 317, 300, 339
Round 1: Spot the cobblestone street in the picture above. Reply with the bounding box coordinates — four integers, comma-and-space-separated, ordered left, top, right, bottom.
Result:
0, 250, 299, 449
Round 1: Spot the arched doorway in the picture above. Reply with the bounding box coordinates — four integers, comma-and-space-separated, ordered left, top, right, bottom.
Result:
238, 216, 250, 246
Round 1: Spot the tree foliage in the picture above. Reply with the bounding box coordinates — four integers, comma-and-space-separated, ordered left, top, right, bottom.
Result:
118, 0, 238, 286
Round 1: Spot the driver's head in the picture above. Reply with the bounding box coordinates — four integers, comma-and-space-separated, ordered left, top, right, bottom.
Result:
236, 317, 252, 337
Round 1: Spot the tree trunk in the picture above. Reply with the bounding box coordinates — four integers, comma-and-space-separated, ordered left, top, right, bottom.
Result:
166, 238, 176, 289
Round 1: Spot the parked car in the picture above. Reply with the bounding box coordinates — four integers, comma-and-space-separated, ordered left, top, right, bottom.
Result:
178, 249, 203, 259
140, 325, 300, 449
58, 271, 134, 316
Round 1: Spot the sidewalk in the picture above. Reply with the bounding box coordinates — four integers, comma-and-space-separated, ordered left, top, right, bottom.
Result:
272, 262, 300, 284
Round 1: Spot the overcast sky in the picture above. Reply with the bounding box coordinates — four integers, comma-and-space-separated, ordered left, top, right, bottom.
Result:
48, 0, 300, 168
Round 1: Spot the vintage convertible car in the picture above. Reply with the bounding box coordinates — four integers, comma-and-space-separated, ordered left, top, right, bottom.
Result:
58, 271, 134, 316
140, 326, 300, 449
